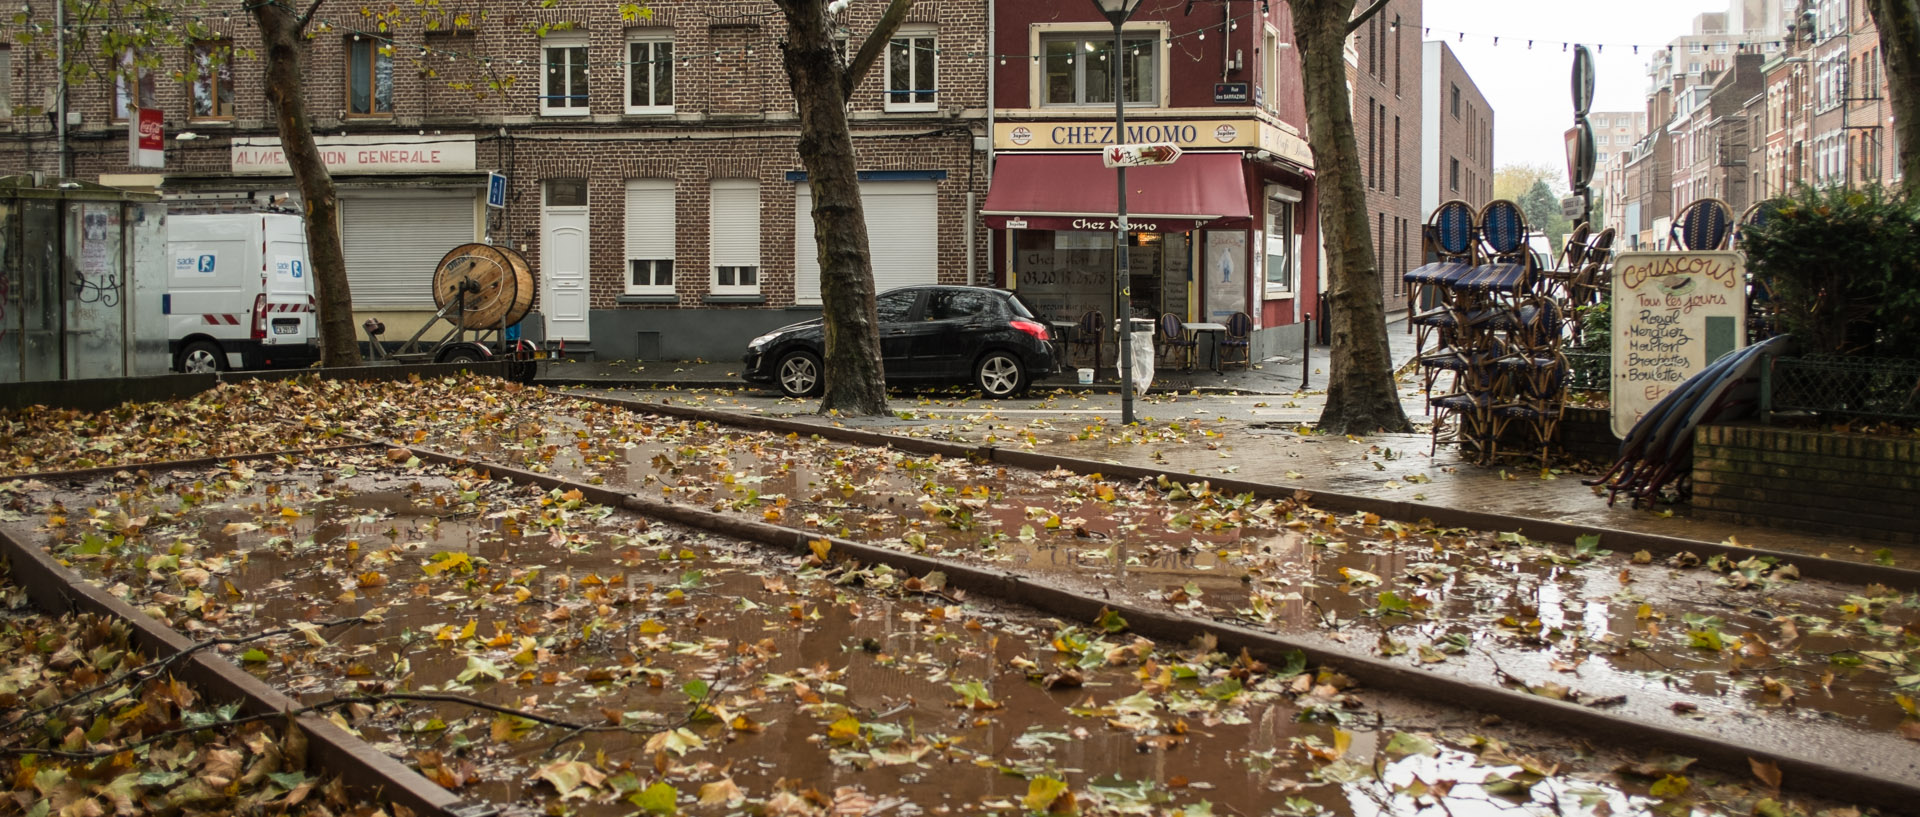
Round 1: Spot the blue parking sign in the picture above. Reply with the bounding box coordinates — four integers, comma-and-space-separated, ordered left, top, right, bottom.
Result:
487, 172, 507, 209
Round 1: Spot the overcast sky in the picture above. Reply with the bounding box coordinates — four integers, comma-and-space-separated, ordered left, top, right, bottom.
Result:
1423, 0, 1737, 183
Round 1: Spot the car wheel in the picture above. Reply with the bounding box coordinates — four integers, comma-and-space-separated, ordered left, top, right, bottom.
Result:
442, 347, 484, 364
974, 351, 1026, 398
776, 350, 824, 397
176, 340, 225, 374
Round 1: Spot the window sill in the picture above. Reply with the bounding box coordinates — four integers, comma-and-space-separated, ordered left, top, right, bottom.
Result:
624, 107, 675, 116
185, 118, 237, 127
883, 104, 940, 114
540, 109, 593, 118
616, 294, 679, 304
703, 294, 765, 305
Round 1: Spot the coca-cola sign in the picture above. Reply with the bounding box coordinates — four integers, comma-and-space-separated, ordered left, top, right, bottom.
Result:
128, 108, 164, 168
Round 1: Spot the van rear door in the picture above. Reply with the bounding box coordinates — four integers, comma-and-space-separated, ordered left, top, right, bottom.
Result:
263, 217, 315, 346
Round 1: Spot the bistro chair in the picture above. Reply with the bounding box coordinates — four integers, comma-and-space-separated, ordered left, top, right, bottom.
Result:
1071, 310, 1106, 371
1154, 313, 1197, 372
1739, 201, 1782, 342
1669, 198, 1734, 251
1405, 200, 1479, 356
1220, 311, 1254, 370
1543, 222, 1591, 303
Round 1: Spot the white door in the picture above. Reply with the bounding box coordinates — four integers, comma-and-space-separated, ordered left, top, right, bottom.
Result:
541, 179, 591, 341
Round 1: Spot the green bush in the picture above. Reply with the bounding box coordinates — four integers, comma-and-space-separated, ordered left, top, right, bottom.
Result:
1741, 184, 1920, 357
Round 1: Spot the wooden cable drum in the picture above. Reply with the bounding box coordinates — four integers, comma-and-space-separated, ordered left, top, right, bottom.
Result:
432, 243, 536, 329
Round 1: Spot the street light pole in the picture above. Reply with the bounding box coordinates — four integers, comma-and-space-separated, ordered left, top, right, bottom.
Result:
1092, 0, 1143, 425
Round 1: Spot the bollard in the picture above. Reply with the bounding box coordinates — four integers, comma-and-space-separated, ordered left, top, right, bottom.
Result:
1301, 313, 1312, 389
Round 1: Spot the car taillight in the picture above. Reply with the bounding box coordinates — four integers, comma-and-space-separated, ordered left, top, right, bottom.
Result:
251, 293, 267, 340
1010, 319, 1048, 341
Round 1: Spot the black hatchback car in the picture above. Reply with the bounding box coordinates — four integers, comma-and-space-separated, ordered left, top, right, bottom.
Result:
742, 285, 1058, 398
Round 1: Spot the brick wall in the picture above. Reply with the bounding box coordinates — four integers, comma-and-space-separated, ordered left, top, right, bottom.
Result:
1693, 424, 1920, 545
1350, 0, 1423, 314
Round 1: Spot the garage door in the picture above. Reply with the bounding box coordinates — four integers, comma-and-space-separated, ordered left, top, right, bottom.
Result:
794, 181, 937, 305
341, 193, 479, 309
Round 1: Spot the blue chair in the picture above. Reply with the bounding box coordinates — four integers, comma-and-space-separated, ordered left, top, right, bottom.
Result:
1407, 200, 1480, 355
1669, 198, 1734, 251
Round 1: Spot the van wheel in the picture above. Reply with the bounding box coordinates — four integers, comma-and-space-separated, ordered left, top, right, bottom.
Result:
177, 341, 225, 373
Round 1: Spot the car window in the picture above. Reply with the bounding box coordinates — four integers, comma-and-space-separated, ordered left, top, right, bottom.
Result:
923, 289, 997, 321
1005, 292, 1039, 319
875, 290, 918, 324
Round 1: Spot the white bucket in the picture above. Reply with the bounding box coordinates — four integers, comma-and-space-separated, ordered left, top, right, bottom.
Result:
1077, 368, 1094, 385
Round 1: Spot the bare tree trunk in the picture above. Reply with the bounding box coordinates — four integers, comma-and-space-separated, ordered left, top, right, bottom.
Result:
1293, 0, 1410, 434
774, 0, 912, 416
1869, 0, 1920, 184
251, 1, 360, 367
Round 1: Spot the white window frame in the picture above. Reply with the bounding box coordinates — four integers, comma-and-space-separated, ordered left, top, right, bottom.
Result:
884, 25, 938, 112
0, 46, 11, 121
625, 179, 676, 295
1263, 185, 1300, 299
1031, 22, 1167, 109
709, 179, 760, 296
112, 50, 156, 122
1262, 26, 1279, 110
542, 33, 591, 116
625, 30, 674, 114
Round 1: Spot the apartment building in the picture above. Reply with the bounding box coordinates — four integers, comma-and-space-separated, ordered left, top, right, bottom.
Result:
1347, 0, 1423, 311
1418, 41, 1492, 236
0, 1, 991, 361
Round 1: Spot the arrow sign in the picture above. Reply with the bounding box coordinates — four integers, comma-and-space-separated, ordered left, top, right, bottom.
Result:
1103, 142, 1184, 168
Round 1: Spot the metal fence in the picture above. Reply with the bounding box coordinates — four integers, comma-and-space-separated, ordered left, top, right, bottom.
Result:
1565, 348, 1610, 393
1764, 355, 1920, 423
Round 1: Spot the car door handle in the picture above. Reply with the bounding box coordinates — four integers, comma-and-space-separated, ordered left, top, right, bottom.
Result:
888, 329, 909, 335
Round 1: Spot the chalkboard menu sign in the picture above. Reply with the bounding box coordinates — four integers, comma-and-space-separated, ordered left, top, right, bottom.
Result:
1609, 251, 1747, 438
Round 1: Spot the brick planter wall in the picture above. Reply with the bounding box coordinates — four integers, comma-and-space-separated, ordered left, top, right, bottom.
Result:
1693, 424, 1920, 545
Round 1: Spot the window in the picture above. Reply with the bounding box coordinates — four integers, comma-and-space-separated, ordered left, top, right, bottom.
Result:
886, 26, 937, 110
1449, 157, 1460, 192
1262, 29, 1279, 109
1393, 115, 1401, 196
112, 51, 156, 121
709, 180, 759, 294
346, 37, 393, 117
0, 47, 10, 118
625, 31, 674, 114
1593, 115, 1608, 127
925, 289, 995, 321
1449, 84, 1460, 118
875, 290, 917, 323
188, 40, 235, 120
1264, 186, 1298, 297
1043, 34, 1157, 106
543, 34, 590, 115
625, 179, 675, 294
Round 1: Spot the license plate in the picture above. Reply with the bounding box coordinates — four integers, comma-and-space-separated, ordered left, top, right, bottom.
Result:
273, 324, 298, 335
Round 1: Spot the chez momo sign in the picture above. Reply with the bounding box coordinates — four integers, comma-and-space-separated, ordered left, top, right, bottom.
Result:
231, 134, 477, 175
1609, 251, 1748, 438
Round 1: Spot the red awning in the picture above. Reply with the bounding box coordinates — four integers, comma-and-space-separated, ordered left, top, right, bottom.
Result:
982, 152, 1252, 232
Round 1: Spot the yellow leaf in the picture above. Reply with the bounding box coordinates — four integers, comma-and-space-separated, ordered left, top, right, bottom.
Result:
637, 619, 667, 635
281, 507, 302, 519
828, 715, 862, 741
698, 778, 744, 807
458, 619, 477, 640
1332, 727, 1352, 759
808, 539, 831, 561
357, 571, 387, 588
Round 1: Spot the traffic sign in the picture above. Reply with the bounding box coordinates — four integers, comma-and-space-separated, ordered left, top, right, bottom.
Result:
1572, 45, 1595, 116
1103, 142, 1184, 169
1566, 119, 1595, 189
487, 171, 508, 209
1561, 194, 1587, 220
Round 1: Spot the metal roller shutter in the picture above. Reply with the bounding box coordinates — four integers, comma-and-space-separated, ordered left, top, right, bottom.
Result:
341, 194, 478, 309
795, 181, 937, 305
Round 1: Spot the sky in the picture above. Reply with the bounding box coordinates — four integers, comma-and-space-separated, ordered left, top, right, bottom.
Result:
1422, 0, 1738, 185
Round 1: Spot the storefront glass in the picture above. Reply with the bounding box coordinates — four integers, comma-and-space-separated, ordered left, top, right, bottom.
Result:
1012, 230, 1192, 324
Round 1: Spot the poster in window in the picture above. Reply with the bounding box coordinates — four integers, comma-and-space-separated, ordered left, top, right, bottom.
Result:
1202, 230, 1246, 321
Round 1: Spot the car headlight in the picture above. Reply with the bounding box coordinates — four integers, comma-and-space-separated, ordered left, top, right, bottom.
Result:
748, 331, 783, 349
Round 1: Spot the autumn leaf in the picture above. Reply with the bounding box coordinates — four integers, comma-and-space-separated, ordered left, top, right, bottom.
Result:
1022, 776, 1075, 814
1094, 607, 1128, 634
1749, 757, 1782, 790
630, 781, 679, 814
535, 759, 606, 800
698, 778, 744, 807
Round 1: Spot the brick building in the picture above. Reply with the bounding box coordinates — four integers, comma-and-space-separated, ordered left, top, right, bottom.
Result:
1347, 0, 1422, 315
1417, 40, 1492, 247
0, 0, 992, 361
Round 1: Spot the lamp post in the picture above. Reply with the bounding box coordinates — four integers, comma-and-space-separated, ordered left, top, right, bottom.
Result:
1091, 0, 1144, 425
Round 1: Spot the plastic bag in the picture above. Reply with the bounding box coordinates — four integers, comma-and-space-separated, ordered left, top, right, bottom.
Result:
1116, 330, 1155, 396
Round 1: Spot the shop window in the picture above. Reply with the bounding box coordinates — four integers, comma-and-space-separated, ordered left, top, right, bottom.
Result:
188, 39, 235, 120
626, 31, 674, 114
346, 37, 393, 117
625, 179, 675, 294
709, 180, 760, 295
112, 51, 156, 122
1264, 187, 1298, 297
886, 26, 937, 111
543, 34, 590, 115
1042, 33, 1157, 106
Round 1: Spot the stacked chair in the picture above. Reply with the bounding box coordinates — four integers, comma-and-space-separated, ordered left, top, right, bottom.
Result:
1405, 199, 1570, 466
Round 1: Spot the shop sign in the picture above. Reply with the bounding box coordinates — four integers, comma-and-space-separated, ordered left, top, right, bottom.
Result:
991, 120, 1312, 168
231, 134, 478, 175
985, 214, 1207, 233
1609, 251, 1747, 437
128, 108, 164, 169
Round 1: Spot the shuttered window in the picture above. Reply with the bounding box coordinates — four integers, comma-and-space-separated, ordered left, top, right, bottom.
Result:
709, 179, 759, 294
340, 194, 477, 308
625, 180, 676, 294
794, 181, 936, 305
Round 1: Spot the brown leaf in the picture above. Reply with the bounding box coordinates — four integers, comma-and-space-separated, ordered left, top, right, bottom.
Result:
1749, 757, 1782, 790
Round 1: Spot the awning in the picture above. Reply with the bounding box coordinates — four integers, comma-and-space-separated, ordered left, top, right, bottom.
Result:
982, 152, 1252, 232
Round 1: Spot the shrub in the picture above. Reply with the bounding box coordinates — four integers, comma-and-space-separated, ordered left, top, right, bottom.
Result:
1741, 184, 1920, 357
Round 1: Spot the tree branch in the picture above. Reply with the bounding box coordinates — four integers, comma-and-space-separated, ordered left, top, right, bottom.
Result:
843, 0, 915, 100
1346, 0, 1393, 35
295, 0, 328, 34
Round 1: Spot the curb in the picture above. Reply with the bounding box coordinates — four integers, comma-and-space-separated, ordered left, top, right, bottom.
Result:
404, 442, 1920, 812
0, 443, 380, 486
577, 394, 1920, 591
0, 499, 481, 817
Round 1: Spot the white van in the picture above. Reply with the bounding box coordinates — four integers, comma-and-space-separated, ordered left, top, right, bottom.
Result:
165, 213, 320, 372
